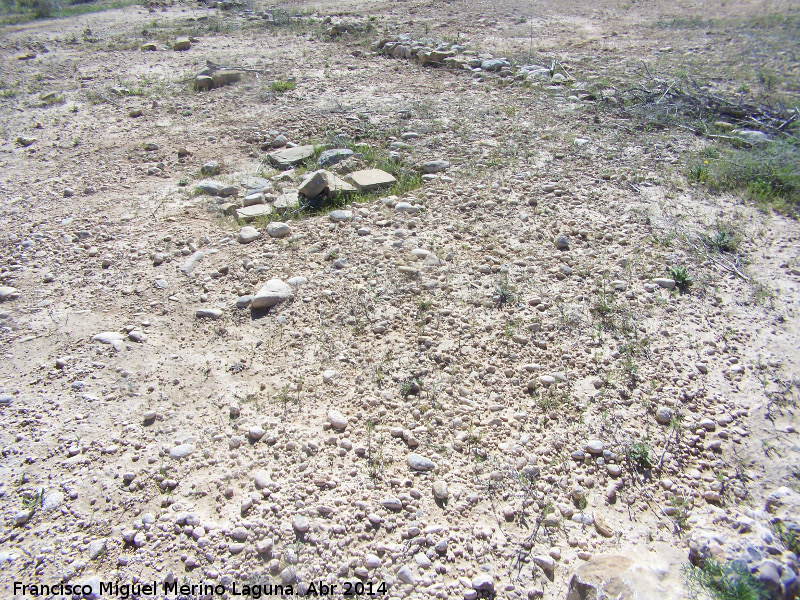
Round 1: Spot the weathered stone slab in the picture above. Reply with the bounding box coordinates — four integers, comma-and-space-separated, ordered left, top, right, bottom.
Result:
268, 145, 315, 169
236, 204, 273, 222
273, 190, 299, 214
348, 169, 396, 191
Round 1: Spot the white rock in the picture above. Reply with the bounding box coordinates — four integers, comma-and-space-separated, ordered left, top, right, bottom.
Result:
397, 565, 415, 584
253, 470, 272, 489
381, 497, 403, 511
653, 278, 676, 290
327, 410, 348, 430
169, 444, 194, 459
433, 480, 449, 500
415, 552, 432, 568
92, 332, 125, 344
293, 514, 310, 532
180, 250, 204, 274
88, 539, 106, 560
14, 510, 32, 525
237, 226, 261, 244
472, 574, 494, 592
42, 491, 64, 511
585, 440, 604, 455
252, 279, 293, 309
267, 222, 292, 238
0, 286, 20, 301
407, 453, 436, 471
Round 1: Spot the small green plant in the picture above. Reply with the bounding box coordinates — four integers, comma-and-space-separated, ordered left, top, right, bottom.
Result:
278, 383, 291, 418
757, 68, 777, 90
399, 378, 419, 398
688, 161, 710, 183
670, 494, 690, 532
684, 559, 769, 600
270, 79, 296, 93
629, 441, 653, 470
16, 0, 54, 18
0, 85, 18, 99
774, 522, 800, 556
702, 227, 740, 253
22, 488, 44, 512
494, 279, 516, 307
667, 265, 693, 294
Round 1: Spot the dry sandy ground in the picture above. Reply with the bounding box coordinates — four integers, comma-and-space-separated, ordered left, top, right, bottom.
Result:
1, 0, 799, 598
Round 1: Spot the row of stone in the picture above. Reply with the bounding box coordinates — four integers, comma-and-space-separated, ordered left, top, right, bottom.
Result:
373, 37, 568, 83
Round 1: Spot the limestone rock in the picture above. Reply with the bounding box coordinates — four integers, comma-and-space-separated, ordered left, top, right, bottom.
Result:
180, 250, 204, 274
566, 549, 685, 600
327, 410, 348, 430
318, 148, 354, 167
252, 279, 293, 310
0, 286, 20, 301
653, 278, 676, 290
236, 204, 273, 222
237, 226, 261, 244
268, 145, 315, 169
407, 453, 436, 471
273, 190, 300, 214
348, 169, 396, 191
196, 308, 223, 320
266, 222, 291, 238
298, 170, 329, 198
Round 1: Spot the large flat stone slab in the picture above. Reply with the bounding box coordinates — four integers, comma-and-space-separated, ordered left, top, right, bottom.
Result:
236, 204, 273, 222
322, 171, 357, 195
318, 148, 354, 167
267, 145, 315, 169
273, 190, 299, 214
348, 169, 396, 191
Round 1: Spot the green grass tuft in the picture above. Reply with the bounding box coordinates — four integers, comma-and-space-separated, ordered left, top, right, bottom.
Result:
684, 559, 770, 600
1, 0, 141, 24
689, 139, 800, 216
269, 80, 296, 93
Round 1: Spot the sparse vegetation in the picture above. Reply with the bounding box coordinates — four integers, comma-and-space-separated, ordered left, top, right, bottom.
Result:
684, 559, 770, 600
628, 441, 653, 470
269, 79, 296, 94
2, 0, 799, 594
701, 222, 741, 253
689, 140, 800, 216
667, 265, 693, 293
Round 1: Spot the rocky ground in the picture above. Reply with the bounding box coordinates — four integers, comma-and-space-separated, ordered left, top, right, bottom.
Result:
1, 0, 799, 598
